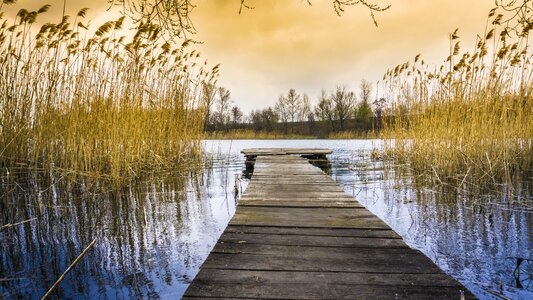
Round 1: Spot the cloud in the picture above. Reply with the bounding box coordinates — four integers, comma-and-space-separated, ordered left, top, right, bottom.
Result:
189, 0, 494, 111
2, 0, 496, 112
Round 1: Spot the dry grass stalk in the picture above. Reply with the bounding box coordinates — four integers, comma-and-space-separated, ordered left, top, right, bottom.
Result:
380, 7, 532, 189
0, 5, 219, 184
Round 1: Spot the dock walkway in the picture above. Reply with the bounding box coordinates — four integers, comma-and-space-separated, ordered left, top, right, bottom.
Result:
184, 150, 474, 299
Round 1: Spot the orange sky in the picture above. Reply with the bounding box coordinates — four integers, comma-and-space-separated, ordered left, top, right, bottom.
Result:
4, 0, 495, 112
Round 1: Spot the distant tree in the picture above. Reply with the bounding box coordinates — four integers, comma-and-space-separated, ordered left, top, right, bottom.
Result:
314, 90, 333, 128
355, 79, 374, 129
355, 100, 373, 129
230, 105, 243, 126
249, 109, 262, 131
285, 88, 302, 123
275, 89, 302, 133
314, 90, 334, 131
215, 87, 232, 130
261, 107, 279, 132
250, 106, 279, 132
299, 94, 312, 122
331, 86, 355, 131
202, 82, 217, 131
307, 112, 315, 122
275, 94, 290, 133
373, 97, 386, 128
359, 79, 372, 104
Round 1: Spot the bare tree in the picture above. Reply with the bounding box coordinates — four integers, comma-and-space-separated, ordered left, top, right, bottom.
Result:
299, 93, 311, 122
359, 79, 372, 104
331, 86, 355, 131
202, 82, 217, 131
249, 106, 279, 132
285, 88, 302, 123
275, 88, 302, 132
314, 90, 332, 121
373, 97, 386, 128
109, 0, 391, 37
215, 87, 232, 130
275, 94, 290, 133
314, 89, 334, 131
230, 105, 243, 125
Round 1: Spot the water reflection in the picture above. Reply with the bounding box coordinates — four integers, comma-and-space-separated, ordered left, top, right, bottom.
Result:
330, 142, 532, 300
0, 158, 243, 299
1, 139, 531, 299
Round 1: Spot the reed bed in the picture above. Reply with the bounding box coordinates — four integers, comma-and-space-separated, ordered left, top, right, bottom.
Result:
327, 130, 379, 139
381, 7, 532, 190
0, 6, 218, 183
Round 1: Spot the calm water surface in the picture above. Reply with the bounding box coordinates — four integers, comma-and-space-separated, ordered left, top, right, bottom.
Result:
1, 139, 531, 299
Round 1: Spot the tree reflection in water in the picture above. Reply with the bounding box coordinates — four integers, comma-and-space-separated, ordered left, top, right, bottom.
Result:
0, 159, 242, 299
1, 139, 531, 299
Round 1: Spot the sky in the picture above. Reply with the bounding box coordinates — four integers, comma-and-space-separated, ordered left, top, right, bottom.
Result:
4, 0, 495, 112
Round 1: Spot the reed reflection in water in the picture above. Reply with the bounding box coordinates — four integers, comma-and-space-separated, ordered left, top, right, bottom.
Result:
0, 155, 244, 299
332, 145, 532, 299
1, 139, 531, 299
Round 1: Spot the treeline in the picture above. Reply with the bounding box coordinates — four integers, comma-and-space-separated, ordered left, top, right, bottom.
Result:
204, 80, 388, 136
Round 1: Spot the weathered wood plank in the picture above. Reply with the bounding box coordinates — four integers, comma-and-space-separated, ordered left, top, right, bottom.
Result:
241, 148, 333, 156
239, 196, 357, 201
224, 225, 402, 239
248, 180, 338, 185
245, 184, 344, 192
186, 269, 474, 300
202, 250, 445, 274
212, 242, 421, 255
242, 192, 353, 199
229, 206, 390, 229
191, 269, 461, 286
185, 282, 473, 300
218, 232, 409, 248
238, 200, 362, 208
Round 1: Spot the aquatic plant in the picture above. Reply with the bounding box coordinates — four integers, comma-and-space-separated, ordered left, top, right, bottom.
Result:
0, 5, 219, 183
380, 4, 532, 190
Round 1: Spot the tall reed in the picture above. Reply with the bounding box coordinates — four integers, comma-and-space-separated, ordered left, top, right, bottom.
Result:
381, 6, 532, 189
0, 5, 218, 183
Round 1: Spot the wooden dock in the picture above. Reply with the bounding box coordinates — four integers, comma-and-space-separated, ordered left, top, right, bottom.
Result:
184, 149, 475, 299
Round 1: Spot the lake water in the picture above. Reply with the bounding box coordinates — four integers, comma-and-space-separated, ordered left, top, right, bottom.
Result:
1, 139, 531, 299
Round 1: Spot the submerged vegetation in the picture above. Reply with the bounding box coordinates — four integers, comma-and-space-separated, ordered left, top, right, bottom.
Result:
0, 5, 218, 183
381, 3, 532, 191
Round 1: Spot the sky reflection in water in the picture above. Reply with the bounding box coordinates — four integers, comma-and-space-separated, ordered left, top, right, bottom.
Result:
0, 139, 531, 299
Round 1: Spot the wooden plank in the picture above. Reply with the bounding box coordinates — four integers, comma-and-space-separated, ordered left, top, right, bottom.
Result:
184, 152, 476, 299
224, 225, 402, 239
239, 196, 357, 201
252, 171, 326, 176
241, 192, 358, 199
229, 215, 390, 229
218, 232, 409, 248
238, 200, 362, 208
191, 269, 461, 286
248, 182, 340, 186
185, 280, 473, 300
229, 206, 389, 229
245, 185, 345, 193
250, 173, 331, 178
186, 269, 474, 300
212, 242, 420, 255
202, 250, 445, 274
241, 148, 333, 156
